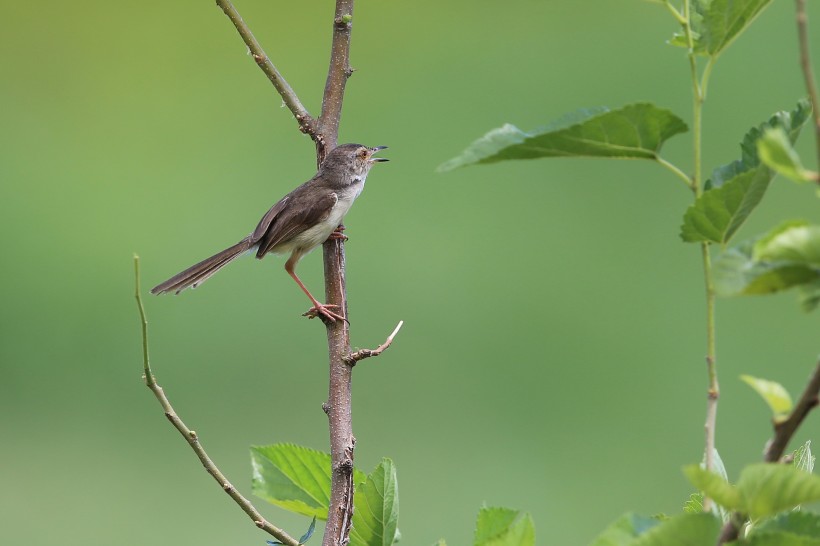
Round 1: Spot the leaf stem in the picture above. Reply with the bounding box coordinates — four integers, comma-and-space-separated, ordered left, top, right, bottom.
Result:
663, 0, 687, 25
656, 156, 695, 190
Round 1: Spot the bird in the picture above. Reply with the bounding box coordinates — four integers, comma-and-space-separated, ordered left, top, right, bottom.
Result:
151, 143, 388, 322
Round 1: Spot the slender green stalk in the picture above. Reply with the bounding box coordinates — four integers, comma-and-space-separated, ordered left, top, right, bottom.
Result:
134, 254, 153, 388
679, 0, 720, 506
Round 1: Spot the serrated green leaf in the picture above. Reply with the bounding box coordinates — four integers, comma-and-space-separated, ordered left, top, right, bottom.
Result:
350, 459, 399, 546
437, 103, 687, 171
681, 100, 811, 244
683, 465, 743, 511
683, 493, 704, 514
680, 167, 772, 243
740, 375, 793, 421
250, 444, 367, 520
473, 507, 535, 546
685, 0, 773, 57
632, 513, 721, 546
737, 463, 820, 520
758, 127, 816, 183
589, 513, 660, 546
754, 511, 820, 538
794, 442, 815, 474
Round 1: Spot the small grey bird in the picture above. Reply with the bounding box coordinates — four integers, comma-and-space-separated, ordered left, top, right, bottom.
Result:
151, 143, 388, 322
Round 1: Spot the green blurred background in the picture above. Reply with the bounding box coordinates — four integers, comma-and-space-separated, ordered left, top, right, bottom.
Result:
2, 1, 818, 544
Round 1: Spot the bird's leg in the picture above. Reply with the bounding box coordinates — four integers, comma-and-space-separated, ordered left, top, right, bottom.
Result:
327, 224, 348, 241
285, 255, 345, 322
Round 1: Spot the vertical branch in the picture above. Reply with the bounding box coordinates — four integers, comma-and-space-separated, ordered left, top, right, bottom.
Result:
215, 2, 362, 544
317, 3, 357, 546
321, 239, 355, 546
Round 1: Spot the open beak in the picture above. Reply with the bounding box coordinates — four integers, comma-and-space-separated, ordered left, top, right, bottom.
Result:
369, 145, 389, 163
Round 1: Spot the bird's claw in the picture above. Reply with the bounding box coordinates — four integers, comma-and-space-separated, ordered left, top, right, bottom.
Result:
303, 303, 347, 323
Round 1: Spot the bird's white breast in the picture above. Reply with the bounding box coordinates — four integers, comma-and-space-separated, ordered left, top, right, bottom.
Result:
285, 177, 366, 252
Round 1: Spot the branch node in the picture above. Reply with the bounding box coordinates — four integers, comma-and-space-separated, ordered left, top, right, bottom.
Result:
322, 402, 330, 415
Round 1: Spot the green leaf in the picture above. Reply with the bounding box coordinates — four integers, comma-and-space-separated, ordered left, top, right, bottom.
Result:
740, 375, 793, 421
250, 444, 367, 520
589, 513, 660, 546
737, 463, 820, 520
713, 223, 820, 304
680, 100, 811, 244
754, 222, 820, 265
683, 465, 742, 511
680, 168, 772, 243
678, 0, 773, 57
757, 127, 816, 183
437, 103, 687, 171
350, 459, 400, 546
793, 441, 815, 474
632, 513, 721, 546
473, 507, 535, 546
683, 493, 704, 515
754, 511, 820, 538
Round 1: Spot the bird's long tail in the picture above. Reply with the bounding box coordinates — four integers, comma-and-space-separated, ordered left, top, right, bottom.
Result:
151, 238, 253, 295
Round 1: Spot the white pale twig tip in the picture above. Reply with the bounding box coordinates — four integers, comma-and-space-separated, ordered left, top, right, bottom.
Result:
387, 320, 404, 342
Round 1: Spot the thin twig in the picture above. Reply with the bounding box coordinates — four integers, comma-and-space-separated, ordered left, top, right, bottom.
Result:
717, 358, 820, 544
344, 321, 404, 365
133, 256, 299, 546
215, 0, 317, 138
796, 0, 820, 176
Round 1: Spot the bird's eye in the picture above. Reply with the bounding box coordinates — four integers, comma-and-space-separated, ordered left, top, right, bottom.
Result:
358, 148, 368, 159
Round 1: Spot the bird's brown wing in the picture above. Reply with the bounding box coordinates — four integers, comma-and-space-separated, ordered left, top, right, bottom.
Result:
251, 190, 338, 257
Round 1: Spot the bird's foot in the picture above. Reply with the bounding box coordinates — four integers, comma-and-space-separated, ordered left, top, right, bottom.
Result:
303, 303, 346, 323
327, 225, 348, 242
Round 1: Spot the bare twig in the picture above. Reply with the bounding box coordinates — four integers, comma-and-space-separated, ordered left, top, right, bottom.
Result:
134, 256, 299, 546
796, 0, 820, 177
215, 0, 317, 138
716, 358, 820, 544
345, 321, 404, 365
